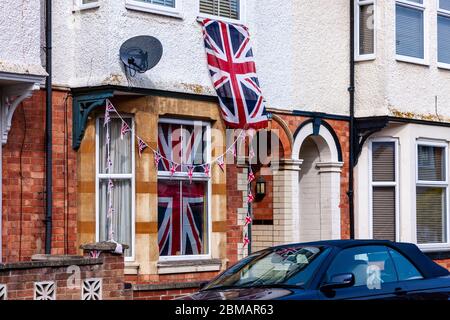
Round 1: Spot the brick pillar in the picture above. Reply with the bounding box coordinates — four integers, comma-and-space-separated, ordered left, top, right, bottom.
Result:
272, 159, 302, 245
81, 241, 132, 300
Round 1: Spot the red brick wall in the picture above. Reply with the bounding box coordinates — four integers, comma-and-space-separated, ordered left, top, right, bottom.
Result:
435, 259, 450, 270
0, 249, 130, 300
252, 172, 273, 221
226, 163, 245, 266
133, 288, 197, 301
2, 90, 77, 262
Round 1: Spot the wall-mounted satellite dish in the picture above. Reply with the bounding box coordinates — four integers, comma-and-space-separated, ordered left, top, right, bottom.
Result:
120, 36, 163, 75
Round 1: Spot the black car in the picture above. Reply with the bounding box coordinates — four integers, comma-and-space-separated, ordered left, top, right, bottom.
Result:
179, 240, 450, 300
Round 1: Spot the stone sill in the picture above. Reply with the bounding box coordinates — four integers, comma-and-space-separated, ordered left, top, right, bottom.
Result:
133, 281, 204, 292
124, 262, 140, 275
0, 256, 102, 271
157, 259, 222, 275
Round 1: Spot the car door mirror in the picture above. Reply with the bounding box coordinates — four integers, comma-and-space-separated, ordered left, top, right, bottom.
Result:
320, 273, 355, 292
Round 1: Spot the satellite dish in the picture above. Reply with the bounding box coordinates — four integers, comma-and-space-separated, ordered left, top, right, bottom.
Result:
120, 36, 163, 74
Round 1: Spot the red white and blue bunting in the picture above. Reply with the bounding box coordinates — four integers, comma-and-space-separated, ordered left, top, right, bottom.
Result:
103, 99, 256, 248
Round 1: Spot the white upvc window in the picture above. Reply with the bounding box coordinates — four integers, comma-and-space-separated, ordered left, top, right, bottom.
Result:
415, 140, 450, 250
437, 0, 450, 68
95, 116, 136, 261
355, 0, 376, 61
198, 0, 245, 24
125, 0, 183, 19
369, 139, 399, 242
73, 0, 100, 11
157, 119, 212, 261
395, 0, 429, 65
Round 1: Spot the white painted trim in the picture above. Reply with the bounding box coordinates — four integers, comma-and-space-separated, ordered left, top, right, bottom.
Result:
437, 62, 450, 70
197, 0, 246, 24
395, 0, 429, 65
354, 0, 377, 61
292, 123, 340, 163
157, 118, 213, 262
125, 0, 183, 19
95, 116, 136, 262
415, 139, 450, 249
368, 138, 400, 242
73, 0, 100, 11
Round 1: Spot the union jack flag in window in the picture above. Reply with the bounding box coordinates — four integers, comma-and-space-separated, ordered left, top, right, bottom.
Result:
158, 122, 206, 173
158, 180, 208, 256
200, 19, 269, 130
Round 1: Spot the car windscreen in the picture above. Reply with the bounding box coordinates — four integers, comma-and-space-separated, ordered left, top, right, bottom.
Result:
203, 246, 331, 290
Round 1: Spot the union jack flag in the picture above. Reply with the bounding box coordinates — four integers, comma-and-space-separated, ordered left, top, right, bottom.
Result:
200, 19, 269, 130
158, 181, 206, 256
158, 123, 205, 173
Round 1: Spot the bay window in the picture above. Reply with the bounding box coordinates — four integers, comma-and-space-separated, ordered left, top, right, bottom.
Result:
396, 0, 426, 63
157, 119, 211, 259
416, 142, 449, 246
355, 0, 376, 60
96, 117, 135, 260
370, 140, 398, 241
438, 0, 450, 66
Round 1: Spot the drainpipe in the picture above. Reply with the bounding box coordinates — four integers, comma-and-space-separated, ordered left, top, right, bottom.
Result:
348, 0, 356, 240
44, 0, 53, 254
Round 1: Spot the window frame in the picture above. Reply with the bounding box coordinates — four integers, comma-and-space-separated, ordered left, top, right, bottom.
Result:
368, 138, 400, 242
395, 0, 429, 65
73, 0, 100, 11
125, 0, 183, 19
197, 0, 246, 24
415, 140, 450, 250
95, 116, 136, 262
157, 118, 212, 262
437, 1, 450, 69
355, 0, 377, 61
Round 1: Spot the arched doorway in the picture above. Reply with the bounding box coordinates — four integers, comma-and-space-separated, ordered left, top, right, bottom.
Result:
293, 121, 343, 242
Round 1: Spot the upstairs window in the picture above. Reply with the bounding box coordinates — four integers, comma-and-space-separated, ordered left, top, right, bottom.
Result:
355, 0, 376, 60
200, 0, 241, 22
396, 0, 426, 63
133, 0, 175, 8
438, 0, 450, 66
74, 0, 100, 10
125, 0, 181, 18
416, 142, 449, 246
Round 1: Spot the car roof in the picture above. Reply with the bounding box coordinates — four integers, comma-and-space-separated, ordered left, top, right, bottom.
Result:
272, 239, 395, 249
269, 239, 450, 278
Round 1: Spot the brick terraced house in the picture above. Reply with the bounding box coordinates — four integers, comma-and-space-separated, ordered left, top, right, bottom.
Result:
0, 0, 449, 300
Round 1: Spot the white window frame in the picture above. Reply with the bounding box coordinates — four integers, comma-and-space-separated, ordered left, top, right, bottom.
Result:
368, 138, 400, 241
95, 116, 136, 262
395, 0, 429, 66
73, 0, 100, 11
197, 0, 246, 24
157, 118, 212, 262
415, 140, 450, 251
437, 1, 450, 69
355, 0, 377, 61
125, 0, 183, 19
